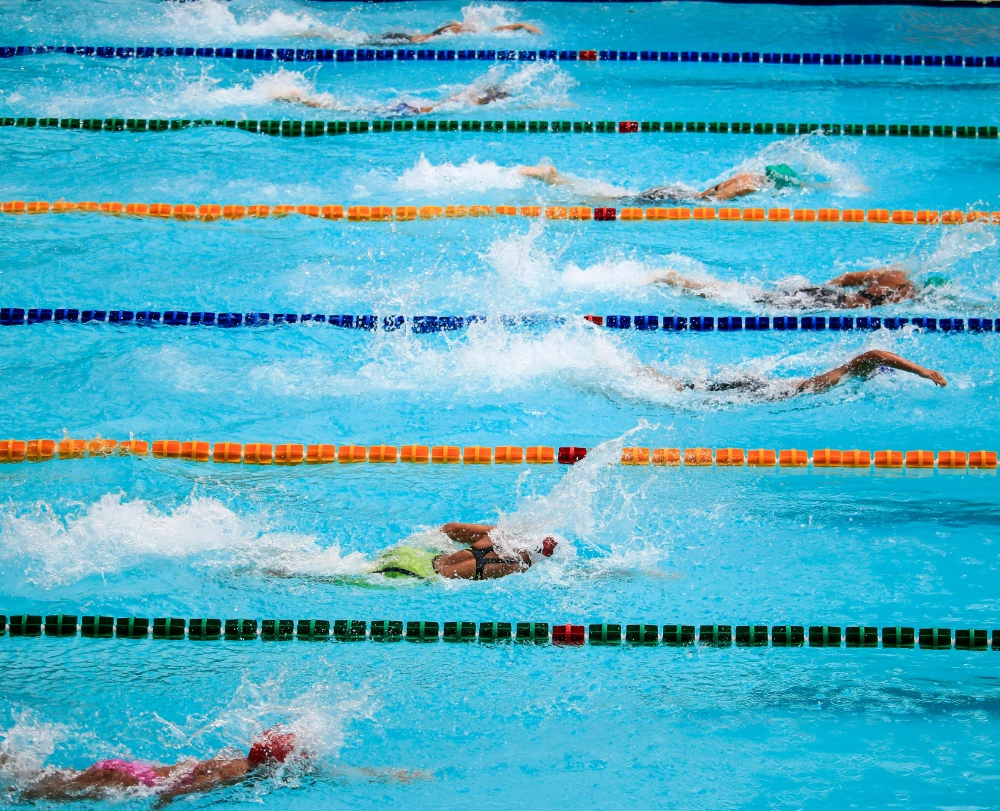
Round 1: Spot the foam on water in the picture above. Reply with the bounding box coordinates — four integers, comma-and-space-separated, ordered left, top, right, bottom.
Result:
163, 1, 368, 45
0, 493, 370, 590
397, 155, 527, 194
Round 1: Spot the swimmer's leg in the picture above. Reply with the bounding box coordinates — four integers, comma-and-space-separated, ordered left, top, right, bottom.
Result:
794, 350, 947, 394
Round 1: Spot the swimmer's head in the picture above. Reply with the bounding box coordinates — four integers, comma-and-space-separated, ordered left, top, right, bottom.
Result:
482, 86, 511, 104
764, 163, 800, 189
538, 537, 557, 557
248, 728, 297, 767
922, 274, 949, 289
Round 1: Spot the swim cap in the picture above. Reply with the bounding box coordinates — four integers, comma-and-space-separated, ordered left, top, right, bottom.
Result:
765, 164, 800, 189
248, 728, 296, 767
923, 274, 948, 288
539, 537, 558, 557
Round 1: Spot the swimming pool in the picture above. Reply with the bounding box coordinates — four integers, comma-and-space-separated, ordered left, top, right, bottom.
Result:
2, 0, 1000, 807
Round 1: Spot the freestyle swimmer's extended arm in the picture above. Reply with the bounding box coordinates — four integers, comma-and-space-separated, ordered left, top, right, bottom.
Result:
154, 757, 252, 807
696, 173, 767, 200
517, 164, 565, 185
440, 522, 495, 544
493, 23, 542, 34
795, 350, 947, 394
827, 268, 911, 289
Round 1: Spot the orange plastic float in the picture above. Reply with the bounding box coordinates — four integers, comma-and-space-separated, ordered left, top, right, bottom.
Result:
621, 447, 650, 465
0, 440, 27, 463
431, 445, 461, 464
368, 445, 398, 463
936, 450, 966, 469
118, 440, 148, 456
779, 449, 808, 467
715, 448, 745, 466
296, 205, 320, 218
841, 450, 871, 468
180, 441, 210, 462
768, 208, 791, 222
243, 443, 273, 464
58, 439, 87, 459
87, 439, 118, 456
683, 448, 712, 466
247, 205, 270, 217
652, 448, 681, 466
812, 449, 842, 467
743, 208, 765, 221
747, 449, 776, 467
526, 446, 555, 464
26, 439, 55, 461
874, 450, 903, 469
904, 450, 934, 468
198, 204, 222, 221
306, 444, 337, 464
793, 209, 816, 222
148, 203, 171, 218
916, 210, 939, 224
463, 446, 492, 464
275, 444, 305, 465
395, 206, 418, 221
223, 205, 246, 220
99, 202, 124, 214
212, 442, 243, 463
27, 201, 50, 214
818, 208, 840, 222
320, 205, 344, 220
419, 206, 443, 219
125, 203, 148, 216
969, 450, 998, 469
520, 206, 542, 217
152, 439, 181, 459
338, 445, 368, 463
494, 446, 523, 464
400, 445, 430, 463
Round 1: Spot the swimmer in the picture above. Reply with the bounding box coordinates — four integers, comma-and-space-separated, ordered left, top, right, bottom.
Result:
275, 84, 510, 114
369, 522, 558, 581
373, 21, 541, 46
650, 267, 942, 309
518, 162, 804, 201
6, 728, 417, 804
636, 349, 946, 400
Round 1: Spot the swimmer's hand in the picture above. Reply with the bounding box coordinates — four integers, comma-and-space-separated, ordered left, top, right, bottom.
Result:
917, 367, 948, 387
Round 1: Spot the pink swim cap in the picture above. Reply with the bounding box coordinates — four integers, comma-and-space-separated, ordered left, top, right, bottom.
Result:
248, 728, 296, 767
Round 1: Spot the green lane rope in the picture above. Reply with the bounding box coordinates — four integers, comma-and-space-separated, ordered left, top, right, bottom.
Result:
1, 615, 997, 649
2, 117, 997, 140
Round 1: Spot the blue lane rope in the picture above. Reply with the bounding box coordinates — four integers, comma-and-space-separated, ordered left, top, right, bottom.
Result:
0, 309, 992, 333
3, 46, 1000, 69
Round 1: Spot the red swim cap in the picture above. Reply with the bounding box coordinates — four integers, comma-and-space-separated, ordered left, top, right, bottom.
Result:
248, 728, 296, 767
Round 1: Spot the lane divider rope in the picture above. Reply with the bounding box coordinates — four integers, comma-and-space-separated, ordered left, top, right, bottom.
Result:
4, 45, 1000, 70
1, 440, 996, 470
1, 615, 997, 650
0, 309, 992, 334
3, 200, 999, 227
4, 116, 998, 140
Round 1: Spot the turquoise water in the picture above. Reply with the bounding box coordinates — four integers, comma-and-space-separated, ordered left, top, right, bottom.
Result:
2, 1, 1000, 808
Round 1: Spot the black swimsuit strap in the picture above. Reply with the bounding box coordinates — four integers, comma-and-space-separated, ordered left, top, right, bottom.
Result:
470, 546, 523, 580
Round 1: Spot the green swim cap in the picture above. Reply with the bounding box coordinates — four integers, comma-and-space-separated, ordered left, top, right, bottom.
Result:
765, 163, 800, 189
923, 274, 949, 288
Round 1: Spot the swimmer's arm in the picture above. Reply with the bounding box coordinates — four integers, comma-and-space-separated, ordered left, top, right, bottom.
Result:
828, 268, 908, 288
795, 350, 947, 394
635, 364, 687, 391
154, 759, 251, 807
517, 164, 563, 185
648, 269, 713, 293
493, 23, 542, 34
441, 522, 495, 543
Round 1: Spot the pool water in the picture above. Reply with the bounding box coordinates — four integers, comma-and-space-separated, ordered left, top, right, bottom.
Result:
2, 1, 1000, 808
